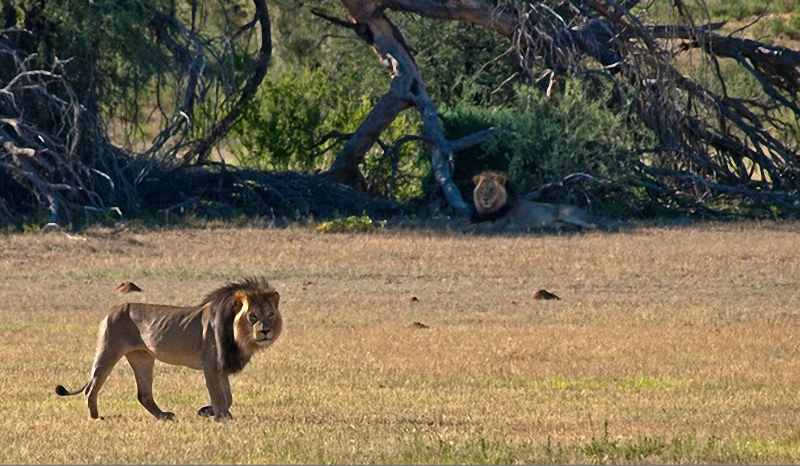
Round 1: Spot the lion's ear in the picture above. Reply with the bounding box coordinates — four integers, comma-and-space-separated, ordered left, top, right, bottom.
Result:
472, 174, 483, 185
268, 291, 280, 309
496, 174, 507, 185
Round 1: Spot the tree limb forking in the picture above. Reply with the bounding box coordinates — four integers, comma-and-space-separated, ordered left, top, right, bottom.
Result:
324, 70, 414, 191
320, 1, 472, 215
4, 0, 798, 223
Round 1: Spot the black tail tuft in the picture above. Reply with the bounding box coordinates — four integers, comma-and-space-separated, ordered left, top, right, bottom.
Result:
55, 381, 89, 396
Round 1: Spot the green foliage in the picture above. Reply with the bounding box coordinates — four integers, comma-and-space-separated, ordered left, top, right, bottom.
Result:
439, 80, 656, 217
232, 66, 426, 200
315, 215, 386, 233
237, 3, 435, 201
259, 5, 514, 202
4, 0, 256, 154
707, 1, 767, 21
232, 67, 334, 172
702, 58, 765, 101
3, 0, 163, 149
710, 0, 800, 20
396, 18, 517, 107
756, 16, 800, 41
4, 0, 797, 225
641, 0, 800, 36
17, 0, 162, 111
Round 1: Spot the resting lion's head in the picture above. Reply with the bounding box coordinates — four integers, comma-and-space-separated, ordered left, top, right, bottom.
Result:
471, 171, 517, 222
205, 277, 282, 374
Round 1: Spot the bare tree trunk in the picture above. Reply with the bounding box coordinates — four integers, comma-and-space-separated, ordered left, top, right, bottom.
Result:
319, 0, 472, 215
326, 75, 413, 191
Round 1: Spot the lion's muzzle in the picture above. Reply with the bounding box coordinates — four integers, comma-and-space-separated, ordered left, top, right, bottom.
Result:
254, 324, 278, 345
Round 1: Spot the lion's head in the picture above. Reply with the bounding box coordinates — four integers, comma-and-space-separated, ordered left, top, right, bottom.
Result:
204, 277, 282, 374
233, 285, 282, 349
471, 171, 517, 223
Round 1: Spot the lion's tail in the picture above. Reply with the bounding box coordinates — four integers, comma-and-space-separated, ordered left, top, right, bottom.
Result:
55, 382, 89, 396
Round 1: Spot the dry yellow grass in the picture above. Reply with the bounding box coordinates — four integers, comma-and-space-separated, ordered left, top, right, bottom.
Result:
0, 221, 798, 463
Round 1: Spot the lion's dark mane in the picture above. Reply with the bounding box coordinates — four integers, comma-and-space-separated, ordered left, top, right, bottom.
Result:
202, 276, 276, 374
470, 176, 519, 224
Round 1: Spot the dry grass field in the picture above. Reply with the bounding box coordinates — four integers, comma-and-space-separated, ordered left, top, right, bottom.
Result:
0, 220, 798, 464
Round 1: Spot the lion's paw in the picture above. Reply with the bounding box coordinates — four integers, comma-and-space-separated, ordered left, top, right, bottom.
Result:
214, 410, 233, 422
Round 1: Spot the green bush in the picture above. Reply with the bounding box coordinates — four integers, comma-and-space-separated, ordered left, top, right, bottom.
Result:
438, 79, 656, 217
315, 215, 386, 233
232, 66, 426, 200
232, 67, 334, 172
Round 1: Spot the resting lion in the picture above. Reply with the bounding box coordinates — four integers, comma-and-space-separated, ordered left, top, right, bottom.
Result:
55, 277, 282, 421
469, 171, 596, 232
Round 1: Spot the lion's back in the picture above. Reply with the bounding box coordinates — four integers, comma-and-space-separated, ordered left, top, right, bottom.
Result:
104, 303, 206, 367
511, 200, 559, 229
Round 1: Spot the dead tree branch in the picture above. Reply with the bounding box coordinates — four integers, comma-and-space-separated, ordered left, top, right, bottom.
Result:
121, 0, 272, 180
182, 0, 272, 166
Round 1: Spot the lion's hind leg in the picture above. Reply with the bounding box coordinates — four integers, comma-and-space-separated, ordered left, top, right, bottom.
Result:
566, 216, 597, 229
126, 351, 174, 420
55, 316, 127, 419
83, 345, 127, 419
557, 205, 597, 230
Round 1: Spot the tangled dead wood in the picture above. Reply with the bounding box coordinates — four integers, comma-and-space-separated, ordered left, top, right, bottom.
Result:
505, 0, 800, 213
137, 165, 403, 222
3, 1, 798, 226
0, 28, 106, 223
1, 19, 398, 227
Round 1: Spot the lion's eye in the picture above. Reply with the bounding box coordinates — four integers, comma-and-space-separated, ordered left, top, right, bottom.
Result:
248, 313, 258, 324
268, 312, 275, 319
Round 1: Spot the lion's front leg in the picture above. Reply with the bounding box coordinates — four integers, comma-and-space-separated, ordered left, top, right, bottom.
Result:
465, 219, 509, 234
201, 365, 233, 421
